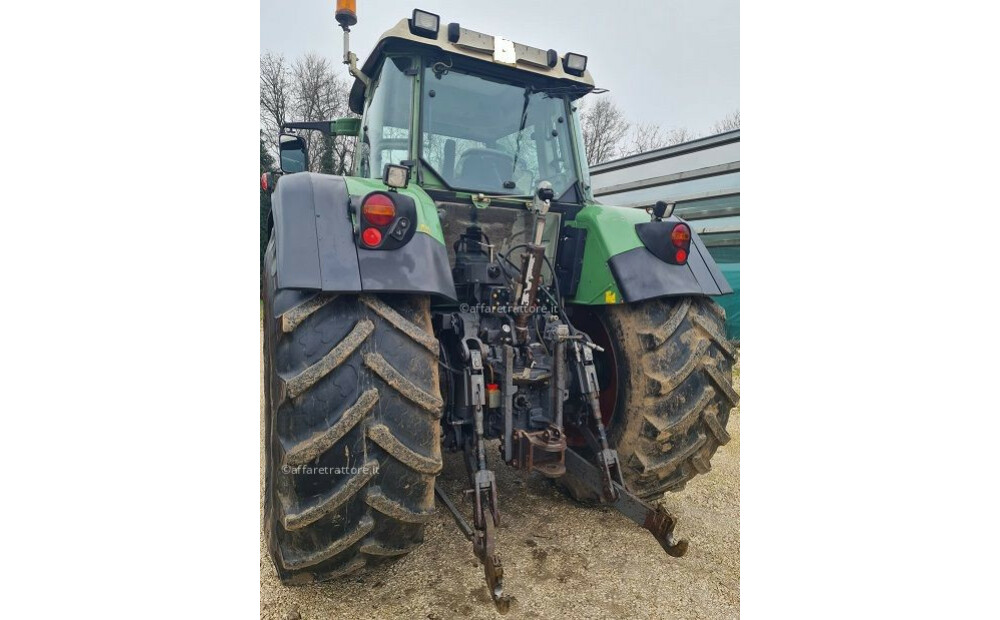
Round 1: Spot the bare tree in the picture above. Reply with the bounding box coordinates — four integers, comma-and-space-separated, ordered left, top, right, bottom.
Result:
260, 52, 290, 155
623, 123, 667, 156
622, 124, 700, 156
579, 97, 630, 165
290, 54, 355, 174
710, 109, 740, 134
260, 51, 358, 174
665, 127, 698, 145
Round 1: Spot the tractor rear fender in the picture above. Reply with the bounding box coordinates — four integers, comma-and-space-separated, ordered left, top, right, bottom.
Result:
564, 203, 732, 305
269, 172, 457, 315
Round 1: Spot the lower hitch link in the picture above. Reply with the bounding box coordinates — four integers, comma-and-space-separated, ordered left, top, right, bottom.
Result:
564, 448, 689, 557
435, 482, 512, 614
567, 338, 688, 557
437, 345, 512, 614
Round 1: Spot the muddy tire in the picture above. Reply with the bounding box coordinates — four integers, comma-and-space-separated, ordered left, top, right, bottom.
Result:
262, 240, 443, 584
564, 296, 738, 501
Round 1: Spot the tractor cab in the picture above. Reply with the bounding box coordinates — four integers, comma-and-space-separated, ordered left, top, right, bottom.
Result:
346, 9, 597, 203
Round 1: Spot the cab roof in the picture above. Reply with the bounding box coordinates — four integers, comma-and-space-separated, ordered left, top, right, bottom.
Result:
348, 17, 596, 114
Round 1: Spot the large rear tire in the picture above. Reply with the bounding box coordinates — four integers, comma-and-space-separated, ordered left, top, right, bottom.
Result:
262, 239, 444, 584
565, 296, 738, 501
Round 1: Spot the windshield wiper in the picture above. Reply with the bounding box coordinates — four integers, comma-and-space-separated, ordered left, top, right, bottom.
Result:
506, 86, 532, 189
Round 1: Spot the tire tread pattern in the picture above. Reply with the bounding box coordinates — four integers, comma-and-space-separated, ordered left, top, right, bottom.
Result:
263, 239, 442, 584
605, 297, 738, 499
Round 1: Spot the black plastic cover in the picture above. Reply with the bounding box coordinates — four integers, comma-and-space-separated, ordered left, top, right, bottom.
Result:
272, 172, 361, 292
555, 227, 587, 298
357, 232, 457, 299
608, 221, 732, 302
270, 172, 457, 301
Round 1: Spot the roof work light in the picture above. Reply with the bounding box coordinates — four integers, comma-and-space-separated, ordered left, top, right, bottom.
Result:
563, 52, 588, 76
410, 9, 440, 38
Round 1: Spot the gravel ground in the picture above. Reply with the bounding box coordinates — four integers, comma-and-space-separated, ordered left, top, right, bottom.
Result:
261, 344, 740, 620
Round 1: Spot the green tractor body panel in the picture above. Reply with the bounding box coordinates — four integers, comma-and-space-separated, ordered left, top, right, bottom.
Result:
563, 202, 731, 305
564, 203, 648, 304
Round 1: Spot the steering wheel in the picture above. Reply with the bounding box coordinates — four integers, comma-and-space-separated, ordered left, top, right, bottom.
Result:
456, 148, 516, 190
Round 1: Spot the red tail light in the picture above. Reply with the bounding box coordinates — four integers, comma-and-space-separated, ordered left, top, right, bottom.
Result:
670, 223, 691, 247
362, 193, 396, 227
260, 173, 269, 192
361, 227, 382, 247
670, 223, 691, 264
634, 220, 693, 266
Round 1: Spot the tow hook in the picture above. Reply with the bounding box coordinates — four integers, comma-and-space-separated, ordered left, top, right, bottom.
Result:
564, 448, 689, 557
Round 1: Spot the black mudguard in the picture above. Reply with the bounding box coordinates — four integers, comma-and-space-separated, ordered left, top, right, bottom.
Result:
607, 218, 733, 303
270, 172, 457, 314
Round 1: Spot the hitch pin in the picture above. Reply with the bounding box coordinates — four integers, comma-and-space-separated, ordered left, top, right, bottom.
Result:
566, 334, 605, 353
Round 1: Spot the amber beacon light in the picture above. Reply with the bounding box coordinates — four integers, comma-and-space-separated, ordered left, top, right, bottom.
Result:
335, 0, 357, 27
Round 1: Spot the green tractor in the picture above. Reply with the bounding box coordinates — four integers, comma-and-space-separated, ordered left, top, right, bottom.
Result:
262, 4, 737, 612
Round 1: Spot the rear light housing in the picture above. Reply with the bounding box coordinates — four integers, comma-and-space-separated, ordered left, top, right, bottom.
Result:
261, 172, 276, 193
356, 191, 418, 250
668, 223, 691, 264
633, 219, 694, 265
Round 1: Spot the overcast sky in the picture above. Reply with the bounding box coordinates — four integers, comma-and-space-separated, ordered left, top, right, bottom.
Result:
260, 0, 739, 134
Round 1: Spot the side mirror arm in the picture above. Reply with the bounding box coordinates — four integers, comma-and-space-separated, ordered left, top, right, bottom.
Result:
282, 121, 333, 136
282, 118, 361, 138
